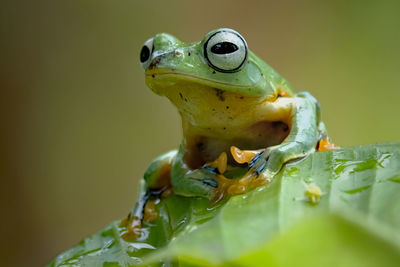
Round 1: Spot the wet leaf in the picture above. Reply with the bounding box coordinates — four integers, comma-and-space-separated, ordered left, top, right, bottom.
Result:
49, 143, 400, 267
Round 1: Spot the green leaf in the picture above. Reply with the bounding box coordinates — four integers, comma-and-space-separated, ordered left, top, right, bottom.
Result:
48, 143, 400, 267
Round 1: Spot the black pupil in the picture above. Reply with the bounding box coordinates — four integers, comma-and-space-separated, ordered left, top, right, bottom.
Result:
140, 45, 150, 63
210, 42, 238, 54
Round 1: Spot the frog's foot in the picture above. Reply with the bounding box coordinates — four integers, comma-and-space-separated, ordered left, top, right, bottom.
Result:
317, 137, 339, 152
212, 174, 240, 203
200, 152, 230, 202
209, 149, 266, 202
120, 214, 142, 240
201, 151, 243, 203
120, 188, 166, 240
204, 151, 228, 174
227, 144, 294, 195
142, 198, 159, 223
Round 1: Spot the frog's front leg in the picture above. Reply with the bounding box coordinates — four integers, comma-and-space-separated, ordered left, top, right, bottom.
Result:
230, 92, 322, 193
171, 145, 228, 200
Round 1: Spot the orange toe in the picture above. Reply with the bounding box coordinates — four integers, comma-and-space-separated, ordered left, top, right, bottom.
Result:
208, 152, 228, 174
230, 146, 263, 164
318, 138, 339, 152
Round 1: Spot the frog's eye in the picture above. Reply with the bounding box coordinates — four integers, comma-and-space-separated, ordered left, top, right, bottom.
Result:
140, 37, 154, 68
203, 29, 248, 73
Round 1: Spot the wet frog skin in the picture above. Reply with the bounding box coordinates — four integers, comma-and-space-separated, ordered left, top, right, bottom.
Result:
122, 28, 336, 237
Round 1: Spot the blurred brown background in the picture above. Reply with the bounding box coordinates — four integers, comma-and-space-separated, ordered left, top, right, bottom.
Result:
1, 0, 399, 266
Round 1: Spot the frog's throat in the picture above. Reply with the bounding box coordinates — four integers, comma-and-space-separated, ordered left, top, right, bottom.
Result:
146, 75, 266, 127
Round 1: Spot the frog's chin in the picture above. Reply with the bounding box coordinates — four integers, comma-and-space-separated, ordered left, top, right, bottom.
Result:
145, 71, 237, 106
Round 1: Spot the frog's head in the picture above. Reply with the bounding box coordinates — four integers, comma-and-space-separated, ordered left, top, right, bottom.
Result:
140, 28, 292, 97
139, 29, 293, 128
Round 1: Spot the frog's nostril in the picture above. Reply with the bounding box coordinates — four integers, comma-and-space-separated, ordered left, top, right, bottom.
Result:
149, 56, 162, 69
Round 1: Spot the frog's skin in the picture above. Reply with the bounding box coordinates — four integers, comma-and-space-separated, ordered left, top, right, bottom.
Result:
123, 28, 335, 236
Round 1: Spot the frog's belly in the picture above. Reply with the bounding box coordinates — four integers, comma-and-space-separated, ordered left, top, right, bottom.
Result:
184, 121, 289, 169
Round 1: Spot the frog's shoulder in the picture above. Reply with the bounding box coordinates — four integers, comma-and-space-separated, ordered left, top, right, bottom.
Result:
144, 150, 177, 189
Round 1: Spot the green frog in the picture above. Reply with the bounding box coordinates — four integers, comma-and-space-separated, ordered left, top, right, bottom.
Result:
122, 28, 336, 237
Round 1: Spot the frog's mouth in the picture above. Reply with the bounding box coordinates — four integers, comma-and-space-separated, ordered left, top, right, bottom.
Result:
145, 69, 253, 95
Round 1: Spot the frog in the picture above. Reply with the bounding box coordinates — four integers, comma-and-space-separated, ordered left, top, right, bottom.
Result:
121, 28, 336, 238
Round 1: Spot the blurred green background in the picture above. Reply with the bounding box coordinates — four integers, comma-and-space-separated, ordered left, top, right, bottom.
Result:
1, 0, 399, 266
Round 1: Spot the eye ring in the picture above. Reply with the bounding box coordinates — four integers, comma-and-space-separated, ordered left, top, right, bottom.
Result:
203, 29, 248, 73
140, 37, 154, 68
